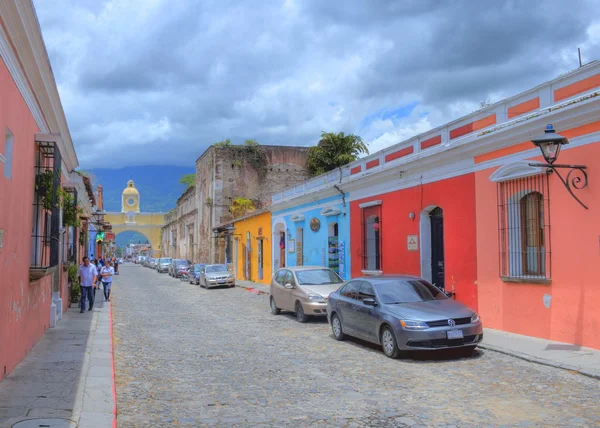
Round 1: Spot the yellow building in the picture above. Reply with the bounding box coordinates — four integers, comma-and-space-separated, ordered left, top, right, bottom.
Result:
104, 180, 165, 256
232, 211, 272, 284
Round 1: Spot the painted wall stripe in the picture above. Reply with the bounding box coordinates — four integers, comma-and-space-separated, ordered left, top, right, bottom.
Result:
554, 73, 600, 102
420, 135, 442, 150
474, 120, 600, 164
472, 113, 497, 131
450, 122, 474, 139
350, 166, 361, 175
366, 159, 380, 169
384, 146, 414, 162
508, 97, 540, 119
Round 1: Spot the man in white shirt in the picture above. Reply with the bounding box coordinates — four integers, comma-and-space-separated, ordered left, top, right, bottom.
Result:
100, 260, 115, 302
78, 256, 98, 313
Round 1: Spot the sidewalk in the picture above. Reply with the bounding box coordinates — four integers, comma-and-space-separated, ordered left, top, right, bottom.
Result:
235, 279, 600, 380
480, 328, 600, 380
0, 294, 117, 428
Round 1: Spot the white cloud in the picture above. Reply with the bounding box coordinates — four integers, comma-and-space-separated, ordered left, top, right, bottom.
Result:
34, 0, 600, 168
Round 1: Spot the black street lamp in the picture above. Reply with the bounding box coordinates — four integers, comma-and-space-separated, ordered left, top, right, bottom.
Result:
529, 124, 588, 209
91, 209, 105, 226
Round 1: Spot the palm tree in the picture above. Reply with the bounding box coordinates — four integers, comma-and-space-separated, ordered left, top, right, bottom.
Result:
307, 131, 369, 176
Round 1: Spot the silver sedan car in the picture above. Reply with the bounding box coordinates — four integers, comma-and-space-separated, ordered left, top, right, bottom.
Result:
327, 275, 483, 358
199, 264, 235, 289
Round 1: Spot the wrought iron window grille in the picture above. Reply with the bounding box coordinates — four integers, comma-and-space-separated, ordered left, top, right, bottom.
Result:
497, 173, 551, 281
31, 141, 62, 269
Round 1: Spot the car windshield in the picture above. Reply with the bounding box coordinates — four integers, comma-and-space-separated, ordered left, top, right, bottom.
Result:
376, 279, 448, 304
206, 264, 228, 273
295, 269, 343, 285
160, 258, 171, 263
175, 260, 188, 265
194, 265, 205, 272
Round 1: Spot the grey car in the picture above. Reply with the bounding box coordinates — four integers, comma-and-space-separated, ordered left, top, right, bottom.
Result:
327, 275, 483, 358
199, 264, 235, 288
157, 257, 171, 273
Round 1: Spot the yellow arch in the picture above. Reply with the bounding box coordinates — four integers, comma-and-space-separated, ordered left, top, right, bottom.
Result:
105, 212, 165, 257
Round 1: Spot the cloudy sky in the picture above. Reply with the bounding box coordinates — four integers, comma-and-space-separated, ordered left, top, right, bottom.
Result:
34, 0, 600, 169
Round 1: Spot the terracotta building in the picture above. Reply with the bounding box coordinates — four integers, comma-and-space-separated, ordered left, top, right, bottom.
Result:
195, 144, 310, 264
0, 1, 89, 381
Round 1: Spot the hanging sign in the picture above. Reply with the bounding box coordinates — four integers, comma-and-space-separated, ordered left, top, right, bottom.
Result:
338, 241, 346, 278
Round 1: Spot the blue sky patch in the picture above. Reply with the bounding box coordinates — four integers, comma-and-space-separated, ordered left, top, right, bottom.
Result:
361, 101, 418, 129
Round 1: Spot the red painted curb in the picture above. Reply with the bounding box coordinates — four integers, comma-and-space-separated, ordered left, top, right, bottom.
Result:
243, 287, 268, 295
109, 301, 117, 427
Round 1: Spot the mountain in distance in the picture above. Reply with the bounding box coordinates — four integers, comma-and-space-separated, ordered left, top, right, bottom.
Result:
87, 165, 195, 213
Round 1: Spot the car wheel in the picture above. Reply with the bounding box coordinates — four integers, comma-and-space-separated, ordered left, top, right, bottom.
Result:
331, 313, 345, 341
295, 301, 308, 323
381, 326, 401, 359
230, 283, 235, 288
270, 297, 281, 315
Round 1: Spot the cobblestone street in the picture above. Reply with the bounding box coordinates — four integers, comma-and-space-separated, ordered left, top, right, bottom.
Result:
112, 265, 600, 427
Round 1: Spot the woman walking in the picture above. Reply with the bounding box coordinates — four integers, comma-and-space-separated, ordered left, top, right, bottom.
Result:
100, 260, 115, 302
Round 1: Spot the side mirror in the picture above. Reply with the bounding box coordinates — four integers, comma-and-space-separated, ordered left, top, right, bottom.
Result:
363, 298, 377, 306
284, 283, 294, 289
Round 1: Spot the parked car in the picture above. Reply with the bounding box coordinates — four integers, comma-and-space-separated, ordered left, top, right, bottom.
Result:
151, 258, 159, 270
157, 257, 172, 273
327, 275, 483, 359
169, 259, 190, 277
198, 264, 235, 288
270, 266, 344, 322
146, 258, 155, 268
190, 264, 207, 285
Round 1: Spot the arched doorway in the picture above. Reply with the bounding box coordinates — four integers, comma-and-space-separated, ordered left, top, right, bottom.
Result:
420, 205, 445, 289
272, 218, 286, 271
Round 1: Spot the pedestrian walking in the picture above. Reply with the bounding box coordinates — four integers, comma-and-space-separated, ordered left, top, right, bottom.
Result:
114, 257, 119, 275
100, 260, 115, 302
77, 256, 98, 313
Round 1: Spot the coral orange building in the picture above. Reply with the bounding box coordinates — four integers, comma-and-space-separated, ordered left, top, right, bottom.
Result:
0, 1, 88, 380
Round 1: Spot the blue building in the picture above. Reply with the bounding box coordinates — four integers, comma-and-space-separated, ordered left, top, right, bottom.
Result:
271, 193, 351, 280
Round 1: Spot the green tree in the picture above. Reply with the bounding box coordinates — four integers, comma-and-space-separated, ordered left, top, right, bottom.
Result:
307, 131, 368, 176
180, 173, 195, 189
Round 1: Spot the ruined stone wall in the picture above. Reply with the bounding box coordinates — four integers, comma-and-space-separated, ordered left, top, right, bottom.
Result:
195, 148, 215, 263
194, 145, 310, 263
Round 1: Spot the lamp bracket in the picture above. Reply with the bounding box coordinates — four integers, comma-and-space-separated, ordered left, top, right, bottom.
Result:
529, 163, 588, 209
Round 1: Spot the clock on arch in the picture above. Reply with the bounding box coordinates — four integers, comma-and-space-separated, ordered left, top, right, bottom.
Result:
127, 197, 136, 206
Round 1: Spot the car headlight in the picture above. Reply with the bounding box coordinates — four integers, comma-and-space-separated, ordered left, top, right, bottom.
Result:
308, 293, 326, 302
471, 312, 480, 323
228, 276, 234, 280
400, 320, 429, 330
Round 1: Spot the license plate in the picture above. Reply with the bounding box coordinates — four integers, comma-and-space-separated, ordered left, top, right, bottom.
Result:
447, 330, 464, 339
218, 280, 226, 284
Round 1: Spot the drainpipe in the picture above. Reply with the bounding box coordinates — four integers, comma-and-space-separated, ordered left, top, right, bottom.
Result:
333, 185, 347, 216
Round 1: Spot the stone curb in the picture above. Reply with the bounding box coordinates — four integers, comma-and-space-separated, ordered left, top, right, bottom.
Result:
479, 343, 600, 381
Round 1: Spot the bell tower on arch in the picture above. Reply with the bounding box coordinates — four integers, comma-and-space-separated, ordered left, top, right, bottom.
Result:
121, 180, 140, 213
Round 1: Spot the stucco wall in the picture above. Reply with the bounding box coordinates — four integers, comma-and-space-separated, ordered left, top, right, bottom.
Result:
273, 195, 351, 280
350, 173, 478, 310
0, 57, 47, 379
476, 142, 600, 349
233, 212, 272, 284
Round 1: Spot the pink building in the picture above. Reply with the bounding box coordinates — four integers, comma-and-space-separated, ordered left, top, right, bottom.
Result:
0, 1, 85, 380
